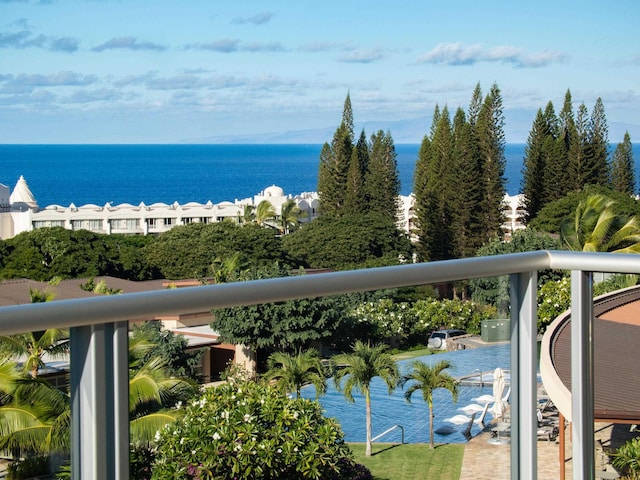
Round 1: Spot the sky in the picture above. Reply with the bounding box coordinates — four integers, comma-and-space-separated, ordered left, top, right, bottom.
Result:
1, 0, 639, 144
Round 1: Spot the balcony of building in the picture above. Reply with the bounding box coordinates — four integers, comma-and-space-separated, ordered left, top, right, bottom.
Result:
0, 250, 638, 479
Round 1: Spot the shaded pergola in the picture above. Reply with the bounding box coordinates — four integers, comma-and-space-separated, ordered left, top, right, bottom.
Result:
541, 285, 640, 479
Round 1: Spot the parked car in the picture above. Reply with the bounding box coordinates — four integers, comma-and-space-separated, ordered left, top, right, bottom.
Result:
427, 329, 466, 350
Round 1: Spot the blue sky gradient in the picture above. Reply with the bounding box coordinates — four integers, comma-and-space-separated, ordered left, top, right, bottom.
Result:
1, 0, 639, 144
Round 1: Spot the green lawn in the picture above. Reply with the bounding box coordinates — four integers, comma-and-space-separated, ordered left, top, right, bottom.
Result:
349, 443, 464, 480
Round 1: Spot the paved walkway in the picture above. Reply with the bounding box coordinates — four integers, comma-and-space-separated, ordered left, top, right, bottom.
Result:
459, 422, 638, 479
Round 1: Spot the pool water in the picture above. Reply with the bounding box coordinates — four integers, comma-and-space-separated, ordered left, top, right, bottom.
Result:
302, 343, 511, 444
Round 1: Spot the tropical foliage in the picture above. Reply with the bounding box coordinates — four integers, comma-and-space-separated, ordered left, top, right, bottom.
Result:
401, 359, 458, 449
264, 349, 327, 399
151, 373, 370, 479
331, 341, 399, 457
559, 194, 640, 253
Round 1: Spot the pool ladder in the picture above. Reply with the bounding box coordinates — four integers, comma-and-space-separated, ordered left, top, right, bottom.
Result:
371, 424, 404, 444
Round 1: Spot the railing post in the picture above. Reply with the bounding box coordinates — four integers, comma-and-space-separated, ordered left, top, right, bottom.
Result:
571, 270, 595, 480
70, 322, 129, 480
510, 271, 538, 480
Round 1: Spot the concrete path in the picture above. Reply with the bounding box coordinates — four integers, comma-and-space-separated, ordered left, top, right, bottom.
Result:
459, 422, 638, 479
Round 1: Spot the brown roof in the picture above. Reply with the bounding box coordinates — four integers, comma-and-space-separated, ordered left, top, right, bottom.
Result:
0, 276, 168, 307
550, 285, 640, 422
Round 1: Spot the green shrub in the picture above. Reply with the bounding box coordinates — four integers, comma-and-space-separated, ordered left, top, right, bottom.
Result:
151, 375, 369, 479
613, 437, 640, 478
7, 456, 49, 480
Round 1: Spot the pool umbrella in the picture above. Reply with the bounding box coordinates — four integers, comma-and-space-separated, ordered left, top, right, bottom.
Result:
490, 367, 506, 422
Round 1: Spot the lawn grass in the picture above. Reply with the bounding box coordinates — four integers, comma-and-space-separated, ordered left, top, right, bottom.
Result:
349, 442, 464, 480
391, 348, 433, 360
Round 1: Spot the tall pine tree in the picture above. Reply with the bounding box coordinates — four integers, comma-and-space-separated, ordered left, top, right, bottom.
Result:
343, 129, 369, 215
583, 97, 610, 187
474, 83, 506, 243
610, 131, 635, 195
365, 130, 400, 222
317, 94, 354, 216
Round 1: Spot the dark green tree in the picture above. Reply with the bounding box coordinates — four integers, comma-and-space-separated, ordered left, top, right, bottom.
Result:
211, 264, 348, 355
143, 222, 285, 279
130, 321, 205, 382
413, 105, 456, 261
282, 213, 412, 270
522, 107, 554, 223
365, 130, 401, 221
451, 107, 483, 258
343, 129, 369, 216
568, 103, 590, 190
474, 83, 506, 243
529, 185, 640, 234
610, 132, 635, 195
583, 97, 610, 187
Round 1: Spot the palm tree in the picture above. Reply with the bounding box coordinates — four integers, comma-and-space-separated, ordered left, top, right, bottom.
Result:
0, 288, 69, 379
560, 194, 640, 253
401, 359, 458, 449
263, 349, 327, 399
331, 341, 399, 456
278, 199, 305, 234
0, 369, 70, 458
239, 204, 255, 224
129, 356, 195, 446
255, 200, 276, 227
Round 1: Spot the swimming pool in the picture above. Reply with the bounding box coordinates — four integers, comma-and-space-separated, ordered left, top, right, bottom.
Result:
302, 343, 511, 444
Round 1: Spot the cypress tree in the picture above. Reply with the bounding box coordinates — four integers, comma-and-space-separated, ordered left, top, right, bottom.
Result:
610, 132, 635, 195
365, 130, 400, 222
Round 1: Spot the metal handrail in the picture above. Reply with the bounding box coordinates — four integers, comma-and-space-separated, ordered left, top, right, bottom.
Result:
371, 425, 404, 444
0, 250, 639, 480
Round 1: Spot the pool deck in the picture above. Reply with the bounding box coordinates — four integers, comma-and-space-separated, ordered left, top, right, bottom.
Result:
459, 421, 637, 479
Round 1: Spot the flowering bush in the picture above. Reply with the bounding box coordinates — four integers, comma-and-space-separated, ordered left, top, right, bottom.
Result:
537, 276, 571, 332
349, 298, 494, 347
151, 377, 370, 480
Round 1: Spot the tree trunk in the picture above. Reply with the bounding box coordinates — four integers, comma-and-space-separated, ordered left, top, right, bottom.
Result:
365, 390, 372, 456
429, 406, 435, 449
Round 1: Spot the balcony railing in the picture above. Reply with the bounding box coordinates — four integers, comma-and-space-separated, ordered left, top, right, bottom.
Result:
1, 250, 639, 480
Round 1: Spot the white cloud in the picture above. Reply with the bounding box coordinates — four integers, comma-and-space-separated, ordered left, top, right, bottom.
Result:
337, 47, 384, 64
231, 12, 273, 25
417, 42, 568, 68
92, 36, 166, 52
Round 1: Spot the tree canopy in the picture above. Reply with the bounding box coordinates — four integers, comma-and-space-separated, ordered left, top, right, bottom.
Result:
282, 212, 412, 270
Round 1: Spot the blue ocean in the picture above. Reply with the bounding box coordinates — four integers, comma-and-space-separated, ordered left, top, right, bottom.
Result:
1, 143, 636, 207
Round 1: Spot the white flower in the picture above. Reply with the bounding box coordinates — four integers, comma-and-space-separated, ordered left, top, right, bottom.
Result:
180, 437, 186, 445
154, 431, 161, 442
212, 432, 221, 441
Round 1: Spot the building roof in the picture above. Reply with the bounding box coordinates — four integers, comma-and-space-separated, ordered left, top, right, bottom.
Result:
9, 175, 37, 208
0, 276, 168, 307
541, 285, 640, 423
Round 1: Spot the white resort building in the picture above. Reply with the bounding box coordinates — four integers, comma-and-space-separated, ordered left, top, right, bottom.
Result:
0, 176, 525, 241
0, 178, 320, 240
